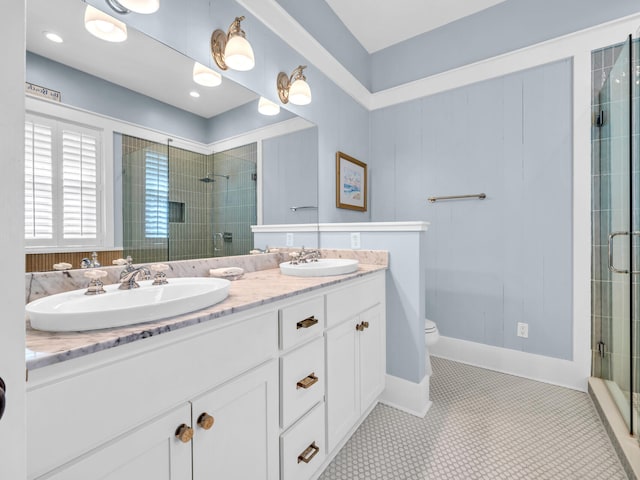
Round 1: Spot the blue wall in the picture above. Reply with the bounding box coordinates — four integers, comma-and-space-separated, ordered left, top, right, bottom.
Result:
208, 100, 297, 144
85, 0, 371, 225
26, 52, 210, 143
370, 59, 573, 360
263, 0, 640, 92
262, 127, 319, 225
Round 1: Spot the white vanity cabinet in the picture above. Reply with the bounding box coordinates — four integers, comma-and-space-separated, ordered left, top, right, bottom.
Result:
27, 310, 279, 479
26, 269, 386, 480
278, 296, 327, 480
37, 404, 193, 480
191, 360, 279, 480
325, 278, 386, 453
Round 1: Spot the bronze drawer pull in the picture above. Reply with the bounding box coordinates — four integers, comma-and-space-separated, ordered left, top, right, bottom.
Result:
297, 441, 320, 464
296, 316, 318, 330
296, 373, 318, 390
361, 321, 369, 329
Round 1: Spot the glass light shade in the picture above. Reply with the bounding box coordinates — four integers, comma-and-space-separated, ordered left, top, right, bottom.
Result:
258, 97, 280, 116
288, 78, 312, 105
224, 35, 255, 71
117, 0, 159, 14
193, 62, 222, 87
84, 5, 127, 43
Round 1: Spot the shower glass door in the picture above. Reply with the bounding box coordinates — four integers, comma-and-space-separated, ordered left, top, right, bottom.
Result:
593, 35, 638, 435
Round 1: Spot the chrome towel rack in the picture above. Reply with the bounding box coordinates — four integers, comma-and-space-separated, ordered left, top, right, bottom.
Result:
290, 206, 318, 212
427, 193, 486, 203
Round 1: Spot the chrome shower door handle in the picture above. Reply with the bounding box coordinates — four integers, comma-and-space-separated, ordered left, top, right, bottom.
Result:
608, 231, 629, 274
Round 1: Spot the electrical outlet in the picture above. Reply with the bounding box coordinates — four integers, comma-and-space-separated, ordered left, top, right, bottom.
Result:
350, 232, 361, 249
286, 233, 294, 247
517, 322, 529, 338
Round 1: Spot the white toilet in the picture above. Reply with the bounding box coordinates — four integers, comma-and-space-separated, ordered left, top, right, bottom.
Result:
425, 319, 440, 347
424, 319, 440, 377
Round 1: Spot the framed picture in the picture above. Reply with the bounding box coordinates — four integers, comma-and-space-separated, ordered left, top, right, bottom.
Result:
336, 151, 367, 211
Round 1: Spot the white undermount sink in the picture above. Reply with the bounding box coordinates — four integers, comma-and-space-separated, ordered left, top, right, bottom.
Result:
27, 277, 231, 332
279, 258, 359, 277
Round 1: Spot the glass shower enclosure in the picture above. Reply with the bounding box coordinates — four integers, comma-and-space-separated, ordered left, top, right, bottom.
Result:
121, 135, 257, 263
592, 35, 639, 437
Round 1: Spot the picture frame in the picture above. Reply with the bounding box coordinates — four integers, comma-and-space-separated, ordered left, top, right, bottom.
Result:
336, 151, 367, 211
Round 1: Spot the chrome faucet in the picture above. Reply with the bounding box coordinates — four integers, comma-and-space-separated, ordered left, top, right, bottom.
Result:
289, 246, 320, 265
119, 265, 151, 290
80, 251, 101, 268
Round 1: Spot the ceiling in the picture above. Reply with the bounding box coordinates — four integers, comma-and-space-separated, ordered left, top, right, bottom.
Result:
26, 0, 258, 119
324, 0, 509, 53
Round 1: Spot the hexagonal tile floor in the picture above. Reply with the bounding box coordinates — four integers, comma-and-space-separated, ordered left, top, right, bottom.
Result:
319, 357, 627, 480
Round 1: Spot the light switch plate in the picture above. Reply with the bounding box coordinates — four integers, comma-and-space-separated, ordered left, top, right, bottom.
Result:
286, 233, 294, 247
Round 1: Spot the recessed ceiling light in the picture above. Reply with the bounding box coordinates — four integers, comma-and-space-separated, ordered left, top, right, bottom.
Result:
190, 91, 200, 98
44, 31, 63, 43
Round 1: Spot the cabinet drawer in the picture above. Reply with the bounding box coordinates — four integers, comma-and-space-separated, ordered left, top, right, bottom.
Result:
279, 296, 324, 350
280, 337, 325, 429
280, 402, 326, 480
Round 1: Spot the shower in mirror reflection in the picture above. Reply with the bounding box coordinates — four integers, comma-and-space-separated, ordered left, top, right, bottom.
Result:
200, 173, 230, 183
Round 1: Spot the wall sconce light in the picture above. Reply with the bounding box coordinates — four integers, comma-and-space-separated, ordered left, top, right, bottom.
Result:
210, 16, 255, 71
193, 62, 222, 87
277, 65, 312, 105
84, 5, 127, 42
106, 0, 159, 14
258, 97, 280, 116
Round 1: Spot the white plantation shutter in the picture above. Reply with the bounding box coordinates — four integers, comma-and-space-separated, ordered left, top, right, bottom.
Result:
145, 151, 169, 238
62, 129, 98, 239
24, 120, 54, 240
25, 115, 103, 248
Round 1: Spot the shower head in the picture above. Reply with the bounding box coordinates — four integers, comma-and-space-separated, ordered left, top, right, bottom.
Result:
200, 173, 229, 183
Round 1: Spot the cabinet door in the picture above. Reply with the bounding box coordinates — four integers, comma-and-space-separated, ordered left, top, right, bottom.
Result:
191, 360, 279, 480
38, 404, 192, 480
359, 305, 385, 412
325, 317, 360, 453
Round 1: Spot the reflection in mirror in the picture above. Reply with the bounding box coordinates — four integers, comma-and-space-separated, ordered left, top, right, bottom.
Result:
25, 0, 318, 272
121, 137, 258, 264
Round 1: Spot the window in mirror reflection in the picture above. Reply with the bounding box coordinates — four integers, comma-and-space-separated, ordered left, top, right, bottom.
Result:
144, 151, 169, 239
122, 135, 256, 263
25, 115, 102, 248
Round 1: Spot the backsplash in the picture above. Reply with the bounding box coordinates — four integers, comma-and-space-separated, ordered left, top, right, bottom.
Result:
26, 250, 124, 273
24, 249, 388, 303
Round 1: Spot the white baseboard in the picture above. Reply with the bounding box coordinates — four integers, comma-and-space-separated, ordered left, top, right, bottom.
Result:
430, 336, 589, 392
379, 373, 432, 417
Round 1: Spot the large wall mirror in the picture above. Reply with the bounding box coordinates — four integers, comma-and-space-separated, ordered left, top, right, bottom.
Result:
25, 0, 319, 271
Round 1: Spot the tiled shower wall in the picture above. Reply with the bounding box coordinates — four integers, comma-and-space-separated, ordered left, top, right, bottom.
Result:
122, 135, 256, 263
209, 143, 257, 257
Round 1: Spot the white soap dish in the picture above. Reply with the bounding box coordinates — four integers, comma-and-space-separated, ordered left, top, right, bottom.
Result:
209, 267, 244, 281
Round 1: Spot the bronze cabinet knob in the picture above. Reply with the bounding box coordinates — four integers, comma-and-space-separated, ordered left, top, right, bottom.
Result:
175, 424, 194, 443
197, 412, 215, 430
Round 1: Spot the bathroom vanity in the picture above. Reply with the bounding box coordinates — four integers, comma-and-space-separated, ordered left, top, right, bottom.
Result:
25, 262, 386, 480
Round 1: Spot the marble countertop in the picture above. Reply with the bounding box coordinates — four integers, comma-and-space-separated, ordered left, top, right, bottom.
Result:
26, 264, 386, 371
